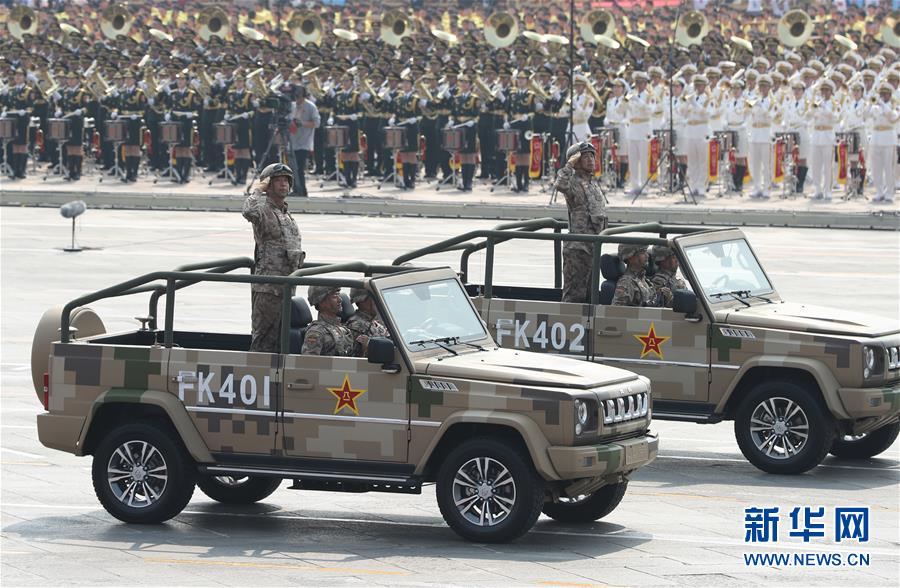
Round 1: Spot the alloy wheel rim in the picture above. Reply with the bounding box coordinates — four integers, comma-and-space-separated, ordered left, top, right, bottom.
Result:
106, 439, 168, 508
452, 456, 516, 527
749, 396, 810, 460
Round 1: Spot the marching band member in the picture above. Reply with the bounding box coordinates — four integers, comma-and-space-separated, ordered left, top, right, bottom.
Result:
807, 79, 840, 201
391, 73, 423, 190
56, 70, 92, 180
666, 77, 689, 190
682, 75, 712, 198
166, 71, 201, 183
115, 69, 147, 182
841, 82, 869, 197
868, 84, 898, 203
604, 79, 628, 189
2, 69, 36, 179
332, 72, 362, 188
506, 71, 537, 193
626, 72, 653, 197
569, 75, 594, 143
225, 72, 254, 184
722, 79, 748, 193
449, 74, 481, 192
781, 79, 810, 194
746, 75, 777, 199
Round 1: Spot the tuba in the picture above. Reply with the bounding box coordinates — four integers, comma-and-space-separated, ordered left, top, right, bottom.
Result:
381, 9, 411, 47
777, 10, 813, 47
198, 6, 230, 42
7, 6, 38, 40
882, 14, 900, 48
485, 12, 518, 48
580, 10, 616, 46
675, 11, 709, 47
100, 3, 133, 40
290, 10, 322, 46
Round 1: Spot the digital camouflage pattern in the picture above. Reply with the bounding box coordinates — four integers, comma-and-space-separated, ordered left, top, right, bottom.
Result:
250, 291, 284, 353
301, 314, 355, 356
242, 189, 303, 295
612, 268, 671, 307
649, 268, 687, 296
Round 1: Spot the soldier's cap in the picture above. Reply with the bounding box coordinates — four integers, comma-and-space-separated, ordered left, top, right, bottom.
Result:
574, 74, 588, 85
819, 79, 836, 92
861, 69, 877, 80
650, 244, 676, 262
887, 71, 900, 82
771, 72, 785, 83
648, 66, 664, 78
867, 56, 884, 68
350, 287, 370, 304
752, 56, 770, 68
632, 71, 648, 82
829, 71, 845, 83
565, 141, 596, 160
672, 76, 686, 87
849, 81, 864, 92
307, 285, 340, 307
681, 64, 697, 75
718, 60, 736, 69
693, 74, 708, 85
790, 79, 805, 90
612, 78, 626, 87
259, 162, 294, 186
758, 74, 773, 86
809, 59, 825, 73
618, 243, 647, 260
877, 83, 893, 94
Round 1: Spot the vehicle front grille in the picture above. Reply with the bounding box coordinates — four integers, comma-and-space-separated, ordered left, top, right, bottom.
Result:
602, 392, 649, 425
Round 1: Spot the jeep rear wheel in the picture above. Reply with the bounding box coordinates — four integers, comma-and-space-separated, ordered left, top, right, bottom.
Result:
92, 423, 196, 523
542, 481, 628, 523
829, 422, 900, 459
436, 438, 544, 543
197, 475, 282, 504
734, 381, 835, 474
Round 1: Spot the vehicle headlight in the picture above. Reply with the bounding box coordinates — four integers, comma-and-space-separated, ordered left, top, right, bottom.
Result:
863, 346, 876, 379
575, 399, 588, 436
889, 346, 900, 370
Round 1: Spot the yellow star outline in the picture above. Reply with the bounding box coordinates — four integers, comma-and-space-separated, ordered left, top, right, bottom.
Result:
634, 323, 671, 360
327, 375, 367, 415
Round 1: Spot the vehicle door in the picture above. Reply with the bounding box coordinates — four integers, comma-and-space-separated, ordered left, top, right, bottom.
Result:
485, 298, 593, 361
279, 355, 410, 464
167, 348, 280, 457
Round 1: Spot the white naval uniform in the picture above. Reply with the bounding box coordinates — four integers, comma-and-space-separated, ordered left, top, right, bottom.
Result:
808, 99, 840, 199
682, 92, 712, 196
666, 95, 688, 157
867, 98, 899, 202
723, 96, 747, 158
841, 97, 869, 163
625, 89, 653, 192
569, 91, 594, 143
747, 95, 777, 197
781, 97, 810, 161
604, 94, 628, 156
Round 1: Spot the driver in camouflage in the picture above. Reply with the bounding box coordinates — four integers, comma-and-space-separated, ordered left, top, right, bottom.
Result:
242, 163, 305, 353
613, 243, 672, 307
302, 285, 367, 356
553, 141, 608, 303
345, 287, 390, 356
649, 245, 687, 307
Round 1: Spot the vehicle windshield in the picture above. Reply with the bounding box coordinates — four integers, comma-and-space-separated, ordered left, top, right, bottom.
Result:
381, 278, 488, 350
683, 238, 773, 300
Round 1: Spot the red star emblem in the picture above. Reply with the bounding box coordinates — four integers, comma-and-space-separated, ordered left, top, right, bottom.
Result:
634, 323, 670, 359
327, 375, 367, 415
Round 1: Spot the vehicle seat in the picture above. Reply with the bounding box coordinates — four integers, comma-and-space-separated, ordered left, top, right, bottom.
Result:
289, 296, 313, 354
340, 293, 354, 323
599, 253, 625, 305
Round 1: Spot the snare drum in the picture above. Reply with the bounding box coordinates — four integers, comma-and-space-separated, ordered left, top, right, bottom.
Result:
159, 121, 183, 144
105, 120, 128, 142
836, 131, 860, 154
48, 118, 70, 141
776, 131, 800, 147
599, 126, 620, 149
0, 118, 14, 140
383, 126, 407, 150
214, 122, 236, 145
714, 130, 737, 159
442, 128, 464, 151
496, 129, 519, 152
325, 125, 349, 149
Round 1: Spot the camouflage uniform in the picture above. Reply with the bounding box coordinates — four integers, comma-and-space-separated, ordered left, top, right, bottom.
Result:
612, 268, 667, 307
242, 189, 304, 353
301, 314, 355, 356
650, 268, 686, 296
554, 161, 608, 303
346, 309, 390, 356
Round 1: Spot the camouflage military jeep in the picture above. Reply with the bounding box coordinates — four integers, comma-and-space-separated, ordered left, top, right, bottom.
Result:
395, 219, 900, 475
31, 258, 657, 543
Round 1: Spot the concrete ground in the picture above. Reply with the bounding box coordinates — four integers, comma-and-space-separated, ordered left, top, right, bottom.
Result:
1, 210, 898, 586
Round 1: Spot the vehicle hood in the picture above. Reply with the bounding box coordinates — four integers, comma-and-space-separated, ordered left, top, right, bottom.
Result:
417, 348, 641, 389
717, 302, 899, 338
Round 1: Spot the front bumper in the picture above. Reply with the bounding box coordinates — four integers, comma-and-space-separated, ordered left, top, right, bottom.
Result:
547, 432, 658, 480
837, 381, 900, 419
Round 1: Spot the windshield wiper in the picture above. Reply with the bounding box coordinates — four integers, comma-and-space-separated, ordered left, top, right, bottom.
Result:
710, 290, 752, 307
745, 293, 774, 303
446, 337, 487, 351
409, 337, 458, 356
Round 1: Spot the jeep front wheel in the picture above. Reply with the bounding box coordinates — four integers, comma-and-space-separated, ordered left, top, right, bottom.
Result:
542, 481, 628, 523
436, 438, 544, 543
734, 381, 834, 474
92, 423, 196, 523
197, 475, 282, 504
829, 422, 900, 459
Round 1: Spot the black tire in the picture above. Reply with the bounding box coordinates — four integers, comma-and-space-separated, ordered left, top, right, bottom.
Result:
436, 437, 544, 543
92, 423, 196, 523
734, 380, 835, 475
542, 481, 628, 523
830, 422, 900, 459
197, 475, 282, 504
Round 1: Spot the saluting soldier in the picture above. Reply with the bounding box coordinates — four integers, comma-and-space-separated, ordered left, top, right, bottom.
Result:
225, 71, 254, 184
506, 70, 536, 192
331, 72, 362, 187
166, 71, 201, 183
55, 71, 92, 180
449, 74, 481, 191
2, 69, 37, 179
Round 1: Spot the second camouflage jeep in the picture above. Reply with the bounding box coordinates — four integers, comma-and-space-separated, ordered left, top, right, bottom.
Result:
31, 259, 657, 543
395, 219, 900, 475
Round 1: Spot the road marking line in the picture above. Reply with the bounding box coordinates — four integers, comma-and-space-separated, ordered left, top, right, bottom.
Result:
1, 461, 50, 466
657, 454, 900, 472
538, 582, 609, 588
0, 447, 46, 459
143, 557, 408, 576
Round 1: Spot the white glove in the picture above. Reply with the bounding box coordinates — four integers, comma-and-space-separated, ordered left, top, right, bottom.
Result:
404, 117, 418, 125
164, 113, 171, 121
361, 91, 371, 101
203, 97, 210, 107
54, 110, 63, 118
445, 118, 454, 129
349, 113, 358, 121
439, 89, 450, 100
111, 111, 118, 119
418, 98, 428, 109
465, 120, 475, 127
148, 97, 155, 106
74, 108, 82, 117
388, 116, 396, 126
252, 99, 260, 108
52, 91, 62, 102
111, 89, 119, 98
214, 72, 224, 81
242, 112, 251, 119
130, 114, 139, 120
18, 109, 27, 116
327, 116, 334, 126
186, 113, 193, 119
503, 121, 510, 130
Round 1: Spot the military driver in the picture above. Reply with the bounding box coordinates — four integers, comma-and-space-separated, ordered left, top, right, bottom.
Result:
302, 285, 368, 356
612, 243, 672, 307
649, 245, 688, 307
345, 287, 390, 355
553, 141, 608, 303
242, 163, 304, 353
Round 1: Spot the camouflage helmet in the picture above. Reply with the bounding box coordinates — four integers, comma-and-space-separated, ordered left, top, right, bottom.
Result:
307, 285, 340, 306
650, 244, 676, 262
565, 141, 596, 160
618, 243, 648, 260
259, 162, 294, 187
350, 287, 370, 304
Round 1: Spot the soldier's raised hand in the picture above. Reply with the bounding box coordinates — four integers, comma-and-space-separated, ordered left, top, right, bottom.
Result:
567, 152, 581, 166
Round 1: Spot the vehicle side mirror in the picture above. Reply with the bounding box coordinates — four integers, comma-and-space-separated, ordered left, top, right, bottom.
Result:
673, 289, 699, 318
367, 337, 396, 367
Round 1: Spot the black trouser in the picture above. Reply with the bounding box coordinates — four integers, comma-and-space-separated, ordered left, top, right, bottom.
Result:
293, 149, 309, 196
363, 116, 382, 175
253, 111, 274, 167
477, 114, 494, 178
421, 117, 440, 178
511, 119, 532, 190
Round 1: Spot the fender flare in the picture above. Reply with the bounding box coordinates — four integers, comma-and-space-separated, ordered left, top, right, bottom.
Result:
78, 388, 213, 463
414, 410, 561, 481
715, 355, 848, 419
